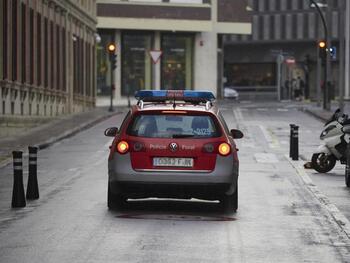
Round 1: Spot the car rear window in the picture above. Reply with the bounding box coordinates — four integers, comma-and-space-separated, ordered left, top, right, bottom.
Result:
127, 113, 221, 138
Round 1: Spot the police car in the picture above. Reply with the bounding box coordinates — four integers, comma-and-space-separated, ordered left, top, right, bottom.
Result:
104, 90, 243, 212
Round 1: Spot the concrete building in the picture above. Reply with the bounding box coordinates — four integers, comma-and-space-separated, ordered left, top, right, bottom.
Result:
96, 0, 251, 105
0, 0, 97, 121
223, 0, 345, 101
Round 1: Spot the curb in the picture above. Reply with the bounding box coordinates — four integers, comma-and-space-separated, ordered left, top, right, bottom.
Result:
300, 107, 328, 123
0, 110, 123, 169
285, 154, 350, 240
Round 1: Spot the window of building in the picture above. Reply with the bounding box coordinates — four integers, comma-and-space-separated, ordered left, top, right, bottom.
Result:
12, 0, 18, 81
56, 24, 60, 90
96, 32, 112, 96
62, 27, 66, 91
37, 13, 41, 86
2, 0, 7, 80
44, 17, 48, 87
225, 63, 276, 87
121, 32, 153, 96
21, 3, 26, 84
30, 8, 34, 84
161, 34, 193, 90
50, 21, 54, 89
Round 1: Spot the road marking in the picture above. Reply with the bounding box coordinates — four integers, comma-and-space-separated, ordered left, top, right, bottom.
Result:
254, 153, 279, 163
285, 154, 350, 240
277, 108, 288, 112
257, 108, 268, 111
259, 125, 280, 149
233, 108, 256, 148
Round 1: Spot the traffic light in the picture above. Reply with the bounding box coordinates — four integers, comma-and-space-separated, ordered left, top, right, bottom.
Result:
329, 46, 336, 60
107, 43, 117, 70
318, 40, 327, 61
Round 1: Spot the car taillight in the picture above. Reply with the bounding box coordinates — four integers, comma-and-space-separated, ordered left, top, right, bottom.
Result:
218, 142, 231, 156
117, 141, 129, 154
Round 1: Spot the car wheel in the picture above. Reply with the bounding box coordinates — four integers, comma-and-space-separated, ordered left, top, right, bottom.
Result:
107, 183, 126, 210
311, 153, 336, 173
221, 186, 238, 213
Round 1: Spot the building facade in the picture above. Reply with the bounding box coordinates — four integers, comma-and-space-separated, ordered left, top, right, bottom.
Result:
223, 0, 346, 101
96, 0, 251, 105
0, 0, 97, 119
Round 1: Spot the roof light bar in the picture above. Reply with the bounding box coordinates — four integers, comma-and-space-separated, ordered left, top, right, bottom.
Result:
135, 90, 215, 102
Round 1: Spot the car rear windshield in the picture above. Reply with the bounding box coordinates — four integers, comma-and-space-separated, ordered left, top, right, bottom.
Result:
127, 113, 221, 138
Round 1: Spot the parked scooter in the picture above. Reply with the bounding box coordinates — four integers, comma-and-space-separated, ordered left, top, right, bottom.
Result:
311, 109, 350, 176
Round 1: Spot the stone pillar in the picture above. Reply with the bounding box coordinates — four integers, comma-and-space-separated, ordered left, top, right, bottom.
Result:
153, 31, 161, 90
113, 30, 121, 102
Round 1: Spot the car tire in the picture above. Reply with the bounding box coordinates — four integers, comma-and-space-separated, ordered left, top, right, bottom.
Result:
311, 153, 336, 173
221, 186, 238, 213
107, 183, 126, 210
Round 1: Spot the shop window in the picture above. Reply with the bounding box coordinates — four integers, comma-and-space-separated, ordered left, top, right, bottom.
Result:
96, 32, 112, 96
161, 34, 193, 90
121, 32, 152, 96
225, 63, 276, 87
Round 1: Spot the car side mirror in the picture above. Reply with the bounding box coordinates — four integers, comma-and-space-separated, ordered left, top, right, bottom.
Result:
230, 129, 244, 139
104, 127, 118, 137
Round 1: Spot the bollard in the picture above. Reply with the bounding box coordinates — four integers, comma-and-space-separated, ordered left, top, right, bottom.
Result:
26, 146, 39, 200
345, 143, 350, 187
291, 125, 299, 160
289, 124, 296, 158
12, 151, 26, 208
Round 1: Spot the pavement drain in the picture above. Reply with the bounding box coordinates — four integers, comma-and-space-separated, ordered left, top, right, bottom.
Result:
117, 214, 236, 221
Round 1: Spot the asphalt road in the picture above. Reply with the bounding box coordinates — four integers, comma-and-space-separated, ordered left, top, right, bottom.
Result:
0, 102, 350, 262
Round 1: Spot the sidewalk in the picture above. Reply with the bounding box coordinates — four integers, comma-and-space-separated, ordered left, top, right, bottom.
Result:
0, 106, 126, 168
301, 100, 350, 122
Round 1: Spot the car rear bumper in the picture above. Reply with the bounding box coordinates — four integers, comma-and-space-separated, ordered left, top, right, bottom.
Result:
108, 153, 238, 184
108, 153, 238, 198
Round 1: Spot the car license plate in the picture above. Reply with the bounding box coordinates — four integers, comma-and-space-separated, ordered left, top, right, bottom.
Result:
153, 157, 193, 167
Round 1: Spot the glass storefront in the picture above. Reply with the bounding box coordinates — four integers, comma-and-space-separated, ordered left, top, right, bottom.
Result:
121, 32, 152, 96
96, 31, 113, 96
161, 34, 193, 90
225, 63, 276, 87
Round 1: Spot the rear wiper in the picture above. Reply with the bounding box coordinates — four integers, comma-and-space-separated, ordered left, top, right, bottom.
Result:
172, 134, 195, 138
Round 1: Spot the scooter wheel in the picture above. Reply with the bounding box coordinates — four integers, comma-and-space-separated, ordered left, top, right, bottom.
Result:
311, 153, 336, 173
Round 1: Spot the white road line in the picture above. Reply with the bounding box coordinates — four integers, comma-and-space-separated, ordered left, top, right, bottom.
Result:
259, 125, 280, 149
254, 153, 279, 163
277, 108, 289, 112
285, 154, 350, 239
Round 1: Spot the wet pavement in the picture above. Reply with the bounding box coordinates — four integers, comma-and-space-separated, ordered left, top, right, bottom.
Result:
1, 100, 350, 262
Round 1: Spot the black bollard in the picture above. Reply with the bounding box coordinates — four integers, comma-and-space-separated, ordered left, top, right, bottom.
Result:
345, 143, 350, 187
291, 125, 299, 160
12, 151, 26, 208
289, 124, 295, 158
26, 146, 39, 200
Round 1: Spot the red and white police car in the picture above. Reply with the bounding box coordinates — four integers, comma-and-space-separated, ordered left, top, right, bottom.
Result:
104, 90, 243, 212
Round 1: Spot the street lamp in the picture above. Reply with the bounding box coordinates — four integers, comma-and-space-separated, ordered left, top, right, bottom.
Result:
107, 43, 117, 112
310, 0, 331, 110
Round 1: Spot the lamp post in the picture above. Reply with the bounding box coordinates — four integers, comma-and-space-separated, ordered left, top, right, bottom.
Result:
310, 0, 331, 110
107, 43, 117, 112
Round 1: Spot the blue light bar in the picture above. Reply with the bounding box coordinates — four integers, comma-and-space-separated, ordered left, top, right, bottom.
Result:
135, 90, 215, 102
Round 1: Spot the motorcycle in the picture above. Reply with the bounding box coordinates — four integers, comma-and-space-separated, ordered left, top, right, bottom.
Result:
311, 109, 350, 178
